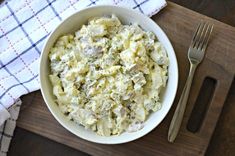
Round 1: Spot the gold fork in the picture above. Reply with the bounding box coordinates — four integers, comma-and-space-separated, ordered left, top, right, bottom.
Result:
168, 22, 214, 142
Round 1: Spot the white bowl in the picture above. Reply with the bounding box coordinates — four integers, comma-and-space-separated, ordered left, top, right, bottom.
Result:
40, 5, 178, 144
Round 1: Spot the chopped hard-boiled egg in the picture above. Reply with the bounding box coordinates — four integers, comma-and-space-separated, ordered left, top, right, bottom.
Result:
49, 15, 168, 136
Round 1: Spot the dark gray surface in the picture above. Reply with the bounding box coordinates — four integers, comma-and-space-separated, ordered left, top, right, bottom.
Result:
8, 128, 89, 156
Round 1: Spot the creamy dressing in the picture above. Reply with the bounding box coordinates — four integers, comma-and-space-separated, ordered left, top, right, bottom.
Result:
49, 15, 168, 136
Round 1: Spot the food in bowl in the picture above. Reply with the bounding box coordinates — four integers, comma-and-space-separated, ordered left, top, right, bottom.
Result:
48, 15, 168, 136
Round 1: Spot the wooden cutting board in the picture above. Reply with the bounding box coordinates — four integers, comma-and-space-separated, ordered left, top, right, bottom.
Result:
17, 2, 235, 156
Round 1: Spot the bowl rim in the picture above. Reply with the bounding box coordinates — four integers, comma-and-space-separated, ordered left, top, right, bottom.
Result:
40, 5, 179, 144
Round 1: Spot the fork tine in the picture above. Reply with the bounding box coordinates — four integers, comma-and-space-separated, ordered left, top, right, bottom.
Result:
192, 22, 205, 48
198, 23, 210, 50
191, 22, 203, 46
195, 22, 208, 48
201, 24, 213, 51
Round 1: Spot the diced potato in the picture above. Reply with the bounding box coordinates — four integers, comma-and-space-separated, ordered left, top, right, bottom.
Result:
48, 15, 169, 136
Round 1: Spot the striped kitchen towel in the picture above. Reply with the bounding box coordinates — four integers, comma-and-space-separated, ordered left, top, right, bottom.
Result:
0, 99, 21, 156
0, 0, 167, 155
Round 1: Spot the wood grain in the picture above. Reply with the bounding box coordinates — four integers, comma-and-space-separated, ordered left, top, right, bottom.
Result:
16, 2, 235, 156
206, 80, 235, 156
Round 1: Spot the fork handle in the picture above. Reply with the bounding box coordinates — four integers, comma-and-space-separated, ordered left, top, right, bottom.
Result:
168, 63, 197, 142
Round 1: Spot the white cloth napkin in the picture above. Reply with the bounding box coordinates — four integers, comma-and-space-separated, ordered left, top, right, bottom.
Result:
0, 0, 166, 154
0, 99, 21, 156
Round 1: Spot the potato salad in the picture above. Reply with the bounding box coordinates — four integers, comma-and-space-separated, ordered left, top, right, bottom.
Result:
49, 15, 168, 136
